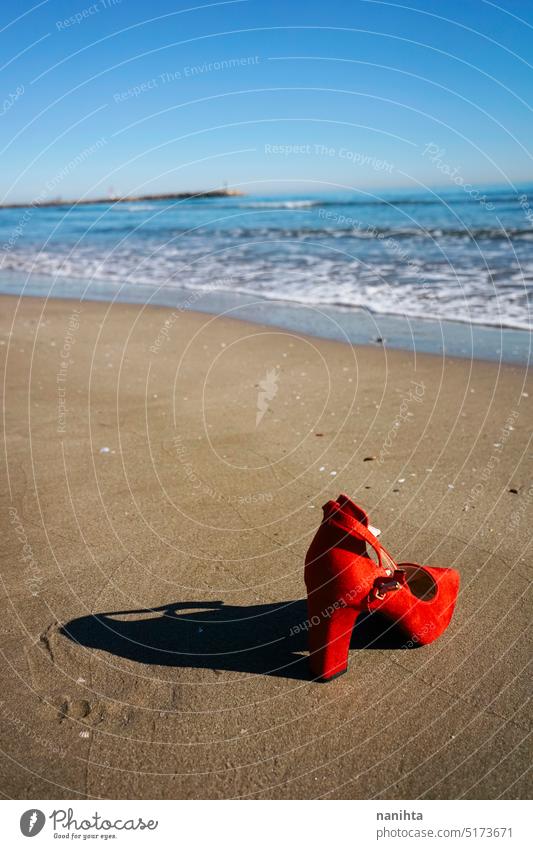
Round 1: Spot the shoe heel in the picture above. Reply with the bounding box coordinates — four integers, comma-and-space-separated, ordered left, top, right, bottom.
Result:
306, 602, 358, 681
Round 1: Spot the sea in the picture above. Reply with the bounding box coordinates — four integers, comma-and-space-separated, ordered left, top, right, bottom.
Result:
1, 187, 531, 362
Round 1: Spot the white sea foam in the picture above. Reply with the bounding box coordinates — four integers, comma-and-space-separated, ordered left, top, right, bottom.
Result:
232, 200, 320, 208
2, 242, 531, 330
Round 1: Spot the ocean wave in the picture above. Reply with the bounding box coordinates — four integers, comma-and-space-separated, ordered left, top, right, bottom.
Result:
75, 224, 533, 242
199, 225, 533, 241
184, 193, 531, 210
120, 204, 158, 212
2, 245, 531, 330
231, 200, 320, 208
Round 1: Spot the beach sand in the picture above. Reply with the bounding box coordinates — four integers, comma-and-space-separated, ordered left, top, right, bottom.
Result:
1, 294, 531, 799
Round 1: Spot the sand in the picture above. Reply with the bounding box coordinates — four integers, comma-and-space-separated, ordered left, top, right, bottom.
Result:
0, 294, 531, 799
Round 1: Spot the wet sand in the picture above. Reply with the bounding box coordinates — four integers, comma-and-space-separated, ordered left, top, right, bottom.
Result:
1, 294, 531, 799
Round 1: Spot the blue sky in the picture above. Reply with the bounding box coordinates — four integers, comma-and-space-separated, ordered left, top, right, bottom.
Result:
1, 0, 532, 202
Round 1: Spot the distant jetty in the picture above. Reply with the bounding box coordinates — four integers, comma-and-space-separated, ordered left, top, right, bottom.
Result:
0, 188, 244, 210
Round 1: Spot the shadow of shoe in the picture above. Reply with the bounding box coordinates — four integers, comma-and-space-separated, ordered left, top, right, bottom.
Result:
60, 599, 311, 680
60, 600, 420, 682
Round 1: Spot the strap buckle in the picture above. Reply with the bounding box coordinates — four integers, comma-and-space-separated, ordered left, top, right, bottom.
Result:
371, 570, 406, 601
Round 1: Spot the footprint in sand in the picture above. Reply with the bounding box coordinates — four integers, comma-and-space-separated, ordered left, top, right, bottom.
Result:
57, 698, 92, 722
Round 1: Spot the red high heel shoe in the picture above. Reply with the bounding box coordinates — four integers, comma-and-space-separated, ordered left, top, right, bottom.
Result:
304, 495, 460, 681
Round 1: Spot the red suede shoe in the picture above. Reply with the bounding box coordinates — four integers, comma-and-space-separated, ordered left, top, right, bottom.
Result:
304, 495, 460, 681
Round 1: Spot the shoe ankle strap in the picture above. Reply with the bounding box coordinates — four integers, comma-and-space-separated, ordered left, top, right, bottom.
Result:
323, 501, 385, 568
323, 500, 397, 575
